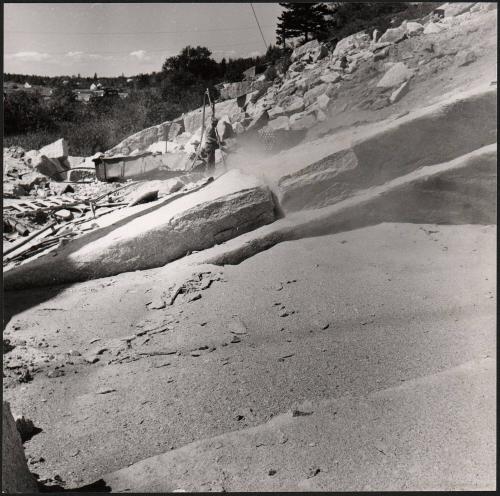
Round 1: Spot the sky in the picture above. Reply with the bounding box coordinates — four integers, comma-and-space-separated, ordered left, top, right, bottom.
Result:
4, 2, 284, 77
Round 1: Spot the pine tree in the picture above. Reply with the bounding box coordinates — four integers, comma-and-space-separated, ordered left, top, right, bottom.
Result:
276, 5, 292, 46
276, 2, 329, 46
324, 2, 409, 42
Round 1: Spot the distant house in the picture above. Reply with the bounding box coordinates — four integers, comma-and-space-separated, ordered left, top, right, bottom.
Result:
74, 89, 94, 102
73, 87, 124, 102
126, 78, 133, 84
24, 82, 32, 89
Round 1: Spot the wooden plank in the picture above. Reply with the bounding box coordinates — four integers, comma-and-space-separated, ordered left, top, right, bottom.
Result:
22, 201, 39, 210
3, 221, 58, 257
3, 198, 30, 212
35, 200, 53, 207
11, 203, 28, 212
6, 204, 24, 212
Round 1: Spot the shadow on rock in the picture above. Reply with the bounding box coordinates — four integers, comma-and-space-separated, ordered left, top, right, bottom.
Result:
37, 479, 111, 493
3, 284, 70, 331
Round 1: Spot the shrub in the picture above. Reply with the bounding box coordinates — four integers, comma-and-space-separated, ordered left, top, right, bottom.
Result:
275, 52, 292, 75
3, 130, 62, 152
264, 65, 278, 82
4, 91, 54, 135
4, 87, 182, 156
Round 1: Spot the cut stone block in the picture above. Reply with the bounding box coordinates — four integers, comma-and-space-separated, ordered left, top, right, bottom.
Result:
4, 171, 277, 289
289, 111, 316, 131
107, 122, 177, 156
39, 138, 68, 160
378, 26, 407, 44
270, 86, 497, 212
148, 141, 168, 154
291, 39, 320, 61
267, 116, 290, 131
377, 63, 414, 88
2, 401, 39, 493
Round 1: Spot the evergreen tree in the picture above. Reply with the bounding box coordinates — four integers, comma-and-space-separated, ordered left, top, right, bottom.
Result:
276, 2, 329, 46
265, 44, 283, 64
324, 2, 409, 42
220, 57, 227, 79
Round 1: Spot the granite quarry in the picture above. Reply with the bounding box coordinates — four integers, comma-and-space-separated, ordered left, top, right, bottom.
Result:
2, 2, 497, 492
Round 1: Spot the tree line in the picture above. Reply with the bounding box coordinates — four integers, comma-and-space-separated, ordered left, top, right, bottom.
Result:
4, 48, 275, 93
3, 45, 283, 155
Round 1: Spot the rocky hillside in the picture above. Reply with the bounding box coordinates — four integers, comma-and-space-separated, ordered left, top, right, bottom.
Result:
101, 2, 497, 156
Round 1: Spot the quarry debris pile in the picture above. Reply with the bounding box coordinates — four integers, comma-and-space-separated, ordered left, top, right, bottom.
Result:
3, 138, 221, 271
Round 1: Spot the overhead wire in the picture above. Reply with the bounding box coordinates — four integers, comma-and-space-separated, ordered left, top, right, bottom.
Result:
250, 3, 268, 52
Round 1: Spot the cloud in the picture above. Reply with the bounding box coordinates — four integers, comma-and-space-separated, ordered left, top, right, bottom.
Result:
65, 51, 113, 61
6, 51, 51, 62
66, 51, 85, 58
130, 50, 151, 62
213, 49, 237, 57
